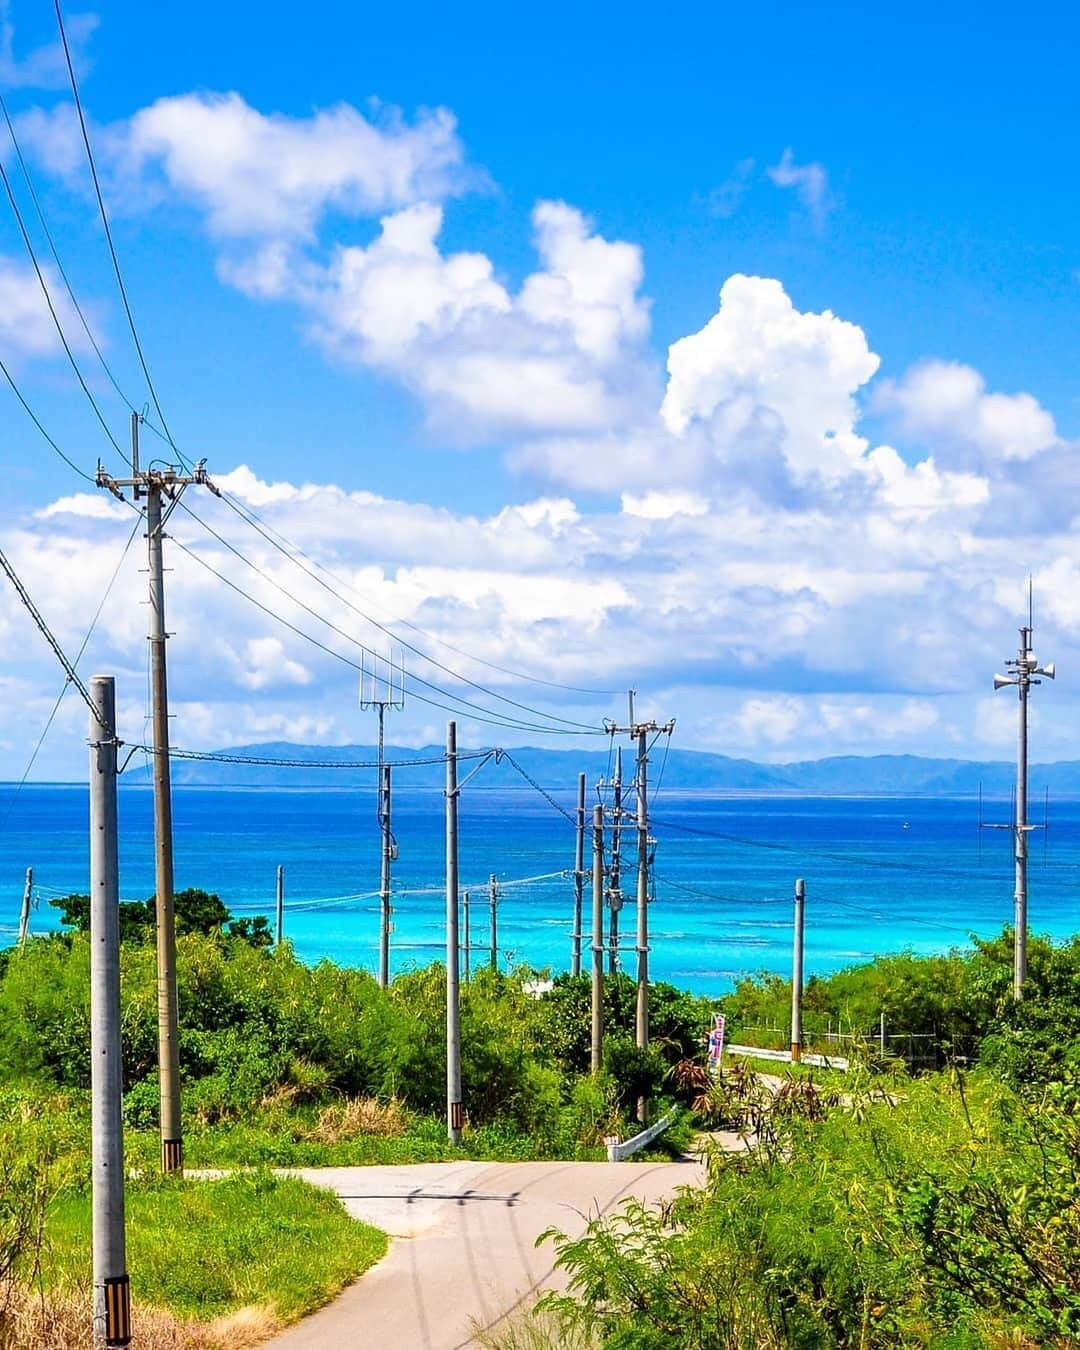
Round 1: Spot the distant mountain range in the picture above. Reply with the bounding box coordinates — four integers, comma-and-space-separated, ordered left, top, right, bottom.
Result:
124, 743, 1080, 795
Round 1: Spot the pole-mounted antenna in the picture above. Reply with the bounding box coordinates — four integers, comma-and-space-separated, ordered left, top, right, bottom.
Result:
360, 648, 406, 989
990, 584, 1056, 998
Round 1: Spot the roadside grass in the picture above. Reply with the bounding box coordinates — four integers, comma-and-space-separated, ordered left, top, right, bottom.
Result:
129, 1107, 607, 1171
474, 1302, 598, 1348
38, 1171, 386, 1323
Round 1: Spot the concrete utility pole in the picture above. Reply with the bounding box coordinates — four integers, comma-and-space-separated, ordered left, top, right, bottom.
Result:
445, 722, 462, 1144
463, 890, 471, 982
590, 803, 605, 1074
571, 772, 585, 977
608, 747, 623, 975
604, 694, 675, 1124
97, 415, 218, 1174
633, 727, 650, 1123
89, 675, 130, 1349
361, 653, 404, 989
275, 865, 284, 946
379, 764, 393, 987
993, 594, 1055, 998
791, 878, 805, 1063
17, 866, 32, 946
489, 873, 498, 971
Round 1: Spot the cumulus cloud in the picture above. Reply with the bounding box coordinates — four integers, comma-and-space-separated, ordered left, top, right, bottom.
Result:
16, 92, 473, 238
875, 359, 1059, 466
661, 274, 879, 482
6, 458, 1080, 778
766, 148, 833, 231
227, 198, 654, 437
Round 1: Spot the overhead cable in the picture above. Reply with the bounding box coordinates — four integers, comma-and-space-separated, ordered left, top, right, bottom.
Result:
168, 524, 600, 735
54, 0, 182, 463
221, 488, 621, 698
197, 496, 605, 733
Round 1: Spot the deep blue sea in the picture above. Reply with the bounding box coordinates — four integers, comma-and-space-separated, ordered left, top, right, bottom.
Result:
2, 785, 1079, 997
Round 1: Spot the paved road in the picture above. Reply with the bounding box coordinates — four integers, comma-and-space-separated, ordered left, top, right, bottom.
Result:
269, 1153, 714, 1349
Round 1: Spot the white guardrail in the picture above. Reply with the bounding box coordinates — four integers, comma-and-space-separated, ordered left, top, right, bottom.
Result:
605, 1108, 679, 1161
726, 1044, 850, 1071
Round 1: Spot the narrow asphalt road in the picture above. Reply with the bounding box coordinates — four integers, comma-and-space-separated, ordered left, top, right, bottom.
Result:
269, 1151, 719, 1349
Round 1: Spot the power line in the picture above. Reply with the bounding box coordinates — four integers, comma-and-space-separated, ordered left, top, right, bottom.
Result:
498, 751, 577, 824
0, 540, 96, 716
0, 513, 141, 830
220, 488, 621, 698
816, 894, 977, 937
168, 523, 599, 735
54, 0, 182, 462
0, 353, 96, 483
654, 874, 789, 905
204, 495, 606, 732
126, 745, 492, 771
0, 90, 151, 435
0, 140, 126, 461
649, 815, 1056, 885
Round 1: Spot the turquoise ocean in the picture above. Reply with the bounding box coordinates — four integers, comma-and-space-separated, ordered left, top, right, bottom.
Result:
2, 785, 1079, 997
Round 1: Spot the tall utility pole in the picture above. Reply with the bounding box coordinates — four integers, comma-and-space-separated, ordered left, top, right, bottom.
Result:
463, 890, 471, 982
275, 865, 284, 946
489, 873, 499, 971
993, 593, 1055, 998
97, 414, 218, 1175
571, 772, 585, 976
445, 721, 462, 1144
608, 747, 623, 975
360, 652, 404, 990
590, 803, 605, 1074
89, 675, 131, 1350
379, 764, 393, 986
17, 866, 32, 946
633, 726, 649, 1123
790, 878, 805, 1063
604, 694, 675, 1124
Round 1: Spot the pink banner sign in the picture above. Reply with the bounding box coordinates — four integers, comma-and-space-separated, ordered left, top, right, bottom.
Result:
707, 1013, 726, 1065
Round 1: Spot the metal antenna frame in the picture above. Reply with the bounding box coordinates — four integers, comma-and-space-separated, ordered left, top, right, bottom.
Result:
359, 648, 406, 822
986, 580, 1056, 997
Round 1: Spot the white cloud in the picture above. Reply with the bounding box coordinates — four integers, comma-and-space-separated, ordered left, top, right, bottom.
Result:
245, 199, 654, 437
874, 359, 1059, 465
16, 92, 472, 239
7, 460, 1080, 778
0, 253, 94, 361
661, 273, 879, 483
766, 148, 833, 231
706, 157, 755, 218
235, 637, 311, 691
621, 490, 709, 519
0, 4, 97, 90
35, 492, 124, 520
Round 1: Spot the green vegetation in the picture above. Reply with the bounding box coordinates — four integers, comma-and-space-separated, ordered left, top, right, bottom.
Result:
41, 1171, 386, 1321
0, 887, 709, 1169
0, 893, 706, 1341
526, 929, 1080, 1348
5, 888, 1078, 1347
720, 928, 1080, 1077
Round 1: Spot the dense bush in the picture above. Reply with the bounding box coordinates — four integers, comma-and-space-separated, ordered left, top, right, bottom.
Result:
541, 1070, 1080, 1347
0, 926, 706, 1153
719, 927, 1080, 1072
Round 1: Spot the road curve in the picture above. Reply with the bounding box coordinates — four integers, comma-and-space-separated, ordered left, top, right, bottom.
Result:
269, 1154, 709, 1349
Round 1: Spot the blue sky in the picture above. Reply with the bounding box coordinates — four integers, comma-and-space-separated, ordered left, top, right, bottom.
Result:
1, 0, 1078, 775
